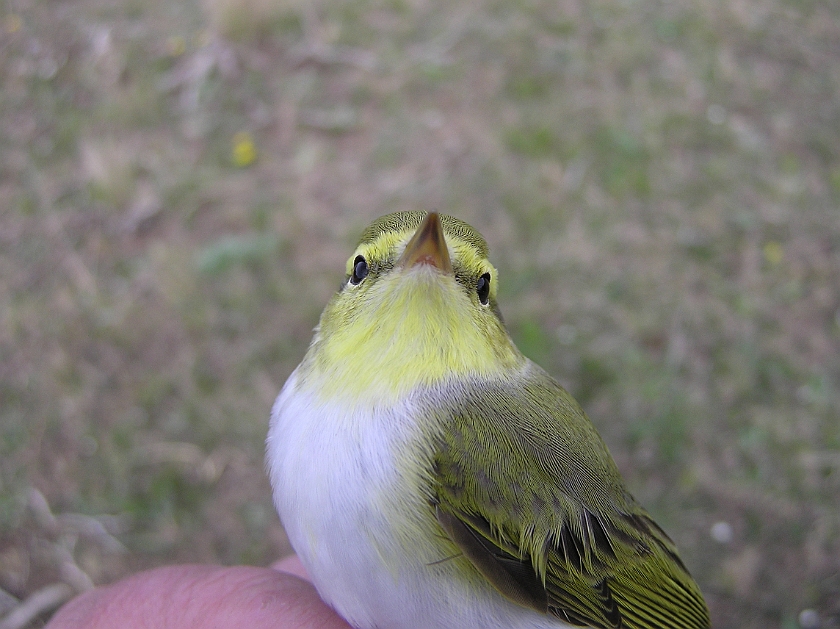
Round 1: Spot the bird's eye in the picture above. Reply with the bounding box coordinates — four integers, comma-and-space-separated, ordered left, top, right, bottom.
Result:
350, 255, 369, 285
476, 273, 491, 305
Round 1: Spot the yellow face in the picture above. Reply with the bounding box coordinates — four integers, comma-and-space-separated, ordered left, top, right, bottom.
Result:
297, 212, 524, 406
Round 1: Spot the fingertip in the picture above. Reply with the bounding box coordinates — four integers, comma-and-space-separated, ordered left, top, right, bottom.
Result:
45, 565, 350, 629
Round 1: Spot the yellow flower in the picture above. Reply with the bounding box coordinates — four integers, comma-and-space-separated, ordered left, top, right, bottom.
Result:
232, 132, 256, 167
167, 36, 186, 57
5, 14, 22, 33
763, 240, 783, 266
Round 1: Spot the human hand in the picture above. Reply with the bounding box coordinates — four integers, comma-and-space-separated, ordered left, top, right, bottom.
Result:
45, 556, 351, 629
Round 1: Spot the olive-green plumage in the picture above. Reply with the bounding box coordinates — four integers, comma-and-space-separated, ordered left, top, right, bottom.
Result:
431, 367, 709, 629
268, 211, 710, 629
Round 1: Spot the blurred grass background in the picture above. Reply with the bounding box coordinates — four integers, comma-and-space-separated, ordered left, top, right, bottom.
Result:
1, 0, 839, 626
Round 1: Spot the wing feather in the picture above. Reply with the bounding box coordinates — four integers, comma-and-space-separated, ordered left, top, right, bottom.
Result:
430, 367, 710, 629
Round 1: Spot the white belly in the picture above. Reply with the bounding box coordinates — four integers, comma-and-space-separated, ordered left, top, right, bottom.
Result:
267, 371, 570, 629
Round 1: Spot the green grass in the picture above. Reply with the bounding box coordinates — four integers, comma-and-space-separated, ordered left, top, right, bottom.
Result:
1, 0, 839, 626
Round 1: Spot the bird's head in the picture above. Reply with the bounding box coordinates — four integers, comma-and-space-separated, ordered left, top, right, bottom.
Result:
298, 212, 524, 405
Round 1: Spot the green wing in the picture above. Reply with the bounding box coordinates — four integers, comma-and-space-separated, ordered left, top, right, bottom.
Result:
430, 368, 710, 629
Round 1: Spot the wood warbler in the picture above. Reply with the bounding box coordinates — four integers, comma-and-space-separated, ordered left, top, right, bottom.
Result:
267, 211, 710, 629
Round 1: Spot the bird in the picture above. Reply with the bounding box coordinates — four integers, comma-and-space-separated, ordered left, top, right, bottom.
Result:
267, 211, 710, 629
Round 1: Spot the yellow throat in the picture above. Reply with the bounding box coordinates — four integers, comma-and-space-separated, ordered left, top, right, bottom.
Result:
297, 212, 525, 405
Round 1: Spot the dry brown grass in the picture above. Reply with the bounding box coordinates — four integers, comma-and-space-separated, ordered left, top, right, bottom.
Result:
1, 0, 838, 627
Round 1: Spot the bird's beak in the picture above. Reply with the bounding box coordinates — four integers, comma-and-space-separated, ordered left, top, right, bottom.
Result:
397, 212, 453, 274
